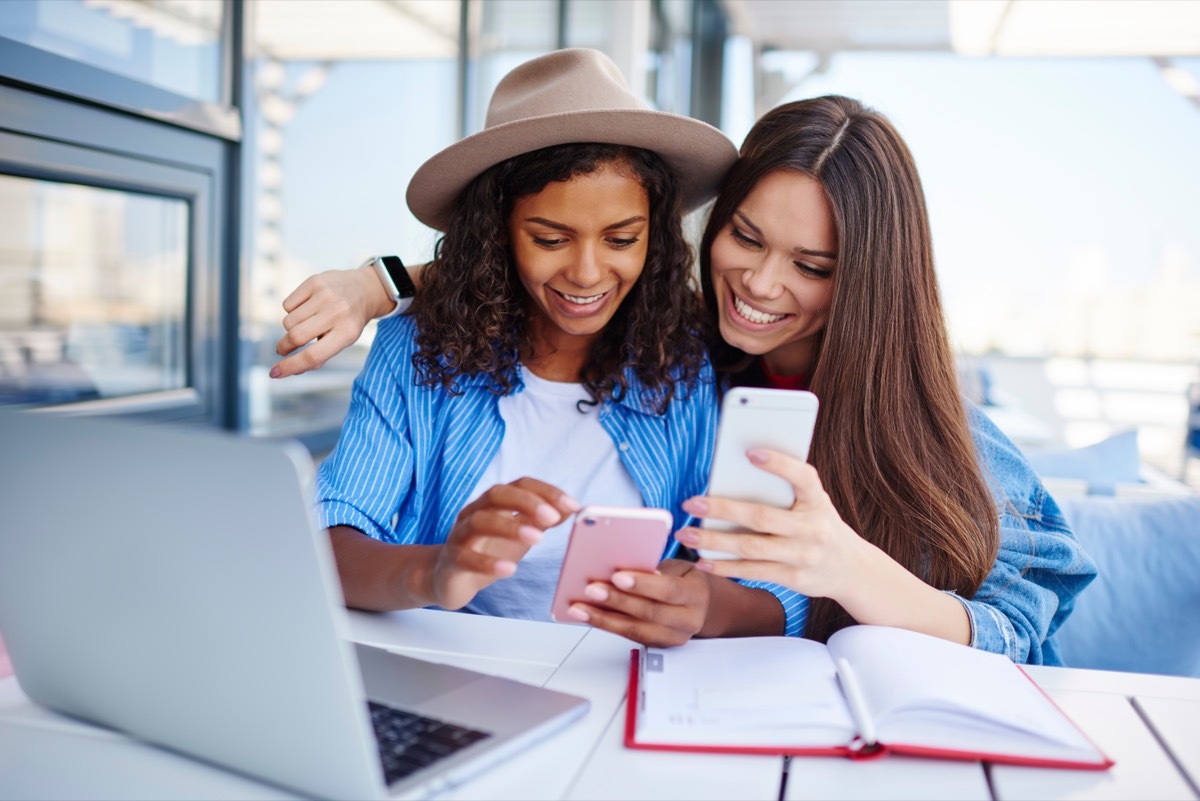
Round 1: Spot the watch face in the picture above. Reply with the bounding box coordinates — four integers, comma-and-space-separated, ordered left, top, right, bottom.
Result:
380, 255, 416, 297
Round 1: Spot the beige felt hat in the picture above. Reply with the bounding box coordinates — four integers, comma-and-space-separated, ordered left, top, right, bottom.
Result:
406, 48, 738, 231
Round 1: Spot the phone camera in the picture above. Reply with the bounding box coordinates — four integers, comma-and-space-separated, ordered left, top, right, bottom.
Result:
583, 518, 596, 526
740, 397, 748, 405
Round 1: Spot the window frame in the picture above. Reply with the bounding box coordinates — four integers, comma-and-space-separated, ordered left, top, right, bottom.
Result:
0, 0, 240, 141
0, 83, 232, 424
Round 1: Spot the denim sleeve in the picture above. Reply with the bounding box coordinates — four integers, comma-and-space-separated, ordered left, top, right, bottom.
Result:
957, 406, 1098, 664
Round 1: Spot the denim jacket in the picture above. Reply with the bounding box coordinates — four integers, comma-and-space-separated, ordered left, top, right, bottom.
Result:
959, 404, 1097, 664
746, 404, 1097, 665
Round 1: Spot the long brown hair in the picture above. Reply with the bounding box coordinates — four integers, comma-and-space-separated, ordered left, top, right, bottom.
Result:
413, 143, 708, 413
700, 96, 1000, 641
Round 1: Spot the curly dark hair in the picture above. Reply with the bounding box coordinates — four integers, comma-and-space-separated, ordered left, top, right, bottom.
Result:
412, 142, 709, 414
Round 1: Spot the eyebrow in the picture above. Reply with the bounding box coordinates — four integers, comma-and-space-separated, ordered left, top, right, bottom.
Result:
523, 215, 647, 232
734, 211, 837, 260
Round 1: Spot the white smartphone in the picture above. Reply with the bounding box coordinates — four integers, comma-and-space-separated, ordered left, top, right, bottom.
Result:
698, 387, 820, 560
550, 505, 673, 624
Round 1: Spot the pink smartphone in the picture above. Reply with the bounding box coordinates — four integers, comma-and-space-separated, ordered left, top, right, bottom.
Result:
550, 505, 673, 624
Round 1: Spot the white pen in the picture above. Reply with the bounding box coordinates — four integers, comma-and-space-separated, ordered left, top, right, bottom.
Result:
835, 658, 877, 747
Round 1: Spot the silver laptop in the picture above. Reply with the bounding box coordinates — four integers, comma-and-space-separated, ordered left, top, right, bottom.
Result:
0, 408, 588, 799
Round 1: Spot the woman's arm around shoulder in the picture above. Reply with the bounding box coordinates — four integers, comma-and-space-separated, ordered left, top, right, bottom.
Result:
272, 260, 412, 378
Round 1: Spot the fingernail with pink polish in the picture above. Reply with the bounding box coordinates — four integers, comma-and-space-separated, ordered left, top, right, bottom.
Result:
584, 583, 608, 602
518, 525, 543, 544
747, 448, 768, 465
611, 572, 635, 590
682, 497, 708, 516
567, 605, 589, 622
269, 366, 282, 379
536, 503, 561, 526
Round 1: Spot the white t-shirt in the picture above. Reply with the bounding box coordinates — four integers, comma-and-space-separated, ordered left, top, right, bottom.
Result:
465, 367, 643, 620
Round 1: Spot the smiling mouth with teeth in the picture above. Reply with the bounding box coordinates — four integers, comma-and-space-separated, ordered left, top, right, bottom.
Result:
733, 293, 787, 324
556, 289, 608, 305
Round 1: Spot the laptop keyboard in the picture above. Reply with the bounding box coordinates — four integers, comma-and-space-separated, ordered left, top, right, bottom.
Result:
368, 701, 493, 785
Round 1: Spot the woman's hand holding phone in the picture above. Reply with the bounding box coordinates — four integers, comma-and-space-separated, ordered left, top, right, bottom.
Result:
698, 388, 819, 560
678, 448, 869, 602
550, 506, 672, 625
563, 558, 714, 648
672, 386, 878, 622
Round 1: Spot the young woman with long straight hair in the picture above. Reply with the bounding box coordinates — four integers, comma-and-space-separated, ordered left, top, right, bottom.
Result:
669, 96, 1093, 660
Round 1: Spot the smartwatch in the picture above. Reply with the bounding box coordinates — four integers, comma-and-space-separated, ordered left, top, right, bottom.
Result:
364, 255, 416, 318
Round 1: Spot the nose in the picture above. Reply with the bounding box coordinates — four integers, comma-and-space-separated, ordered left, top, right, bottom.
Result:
565, 242, 603, 288
740, 255, 787, 301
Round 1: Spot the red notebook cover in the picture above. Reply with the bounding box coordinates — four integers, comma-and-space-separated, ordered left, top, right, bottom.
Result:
623, 650, 1114, 770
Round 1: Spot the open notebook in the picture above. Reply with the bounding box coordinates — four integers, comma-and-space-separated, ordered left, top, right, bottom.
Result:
626, 625, 1112, 770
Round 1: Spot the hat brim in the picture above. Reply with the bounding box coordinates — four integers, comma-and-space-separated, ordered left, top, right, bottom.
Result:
406, 109, 738, 231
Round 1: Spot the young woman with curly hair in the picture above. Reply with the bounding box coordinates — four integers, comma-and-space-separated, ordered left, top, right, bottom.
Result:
410, 141, 706, 412
281, 88, 1095, 663
312, 49, 761, 623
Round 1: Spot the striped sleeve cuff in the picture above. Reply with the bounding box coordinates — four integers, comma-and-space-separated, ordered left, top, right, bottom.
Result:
736, 580, 808, 637
319, 500, 393, 543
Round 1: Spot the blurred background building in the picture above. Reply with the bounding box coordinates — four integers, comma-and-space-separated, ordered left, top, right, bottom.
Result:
2, 0, 1199, 483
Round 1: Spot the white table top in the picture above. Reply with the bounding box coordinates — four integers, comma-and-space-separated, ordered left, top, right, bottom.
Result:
1, 609, 1197, 801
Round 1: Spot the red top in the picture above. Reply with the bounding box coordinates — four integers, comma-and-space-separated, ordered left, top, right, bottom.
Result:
759, 358, 807, 391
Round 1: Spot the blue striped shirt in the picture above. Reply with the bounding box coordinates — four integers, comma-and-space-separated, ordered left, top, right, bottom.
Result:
317, 314, 720, 614
320, 313, 1090, 653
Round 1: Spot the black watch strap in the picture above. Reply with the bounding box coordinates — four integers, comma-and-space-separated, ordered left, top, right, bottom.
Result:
369, 255, 415, 317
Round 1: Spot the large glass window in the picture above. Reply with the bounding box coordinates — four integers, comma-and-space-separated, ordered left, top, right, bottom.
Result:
0, 0, 225, 102
244, 0, 461, 439
466, 0, 560, 133
725, 35, 1200, 481
647, 0, 695, 115
0, 82, 228, 423
0, 175, 187, 405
